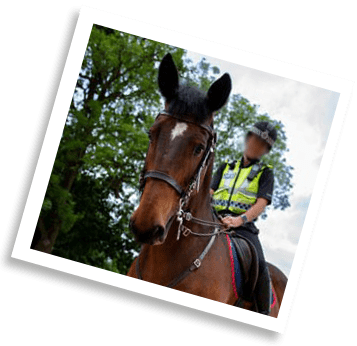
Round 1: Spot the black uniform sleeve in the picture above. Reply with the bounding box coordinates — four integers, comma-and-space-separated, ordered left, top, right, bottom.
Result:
210, 163, 226, 191
256, 167, 274, 205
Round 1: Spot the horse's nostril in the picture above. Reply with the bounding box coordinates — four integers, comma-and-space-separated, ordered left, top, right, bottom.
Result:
129, 217, 166, 244
153, 225, 165, 239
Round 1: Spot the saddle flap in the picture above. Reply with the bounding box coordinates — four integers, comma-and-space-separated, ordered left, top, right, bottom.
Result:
230, 234, 259, 301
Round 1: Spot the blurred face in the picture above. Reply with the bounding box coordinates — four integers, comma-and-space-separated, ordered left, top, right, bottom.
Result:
244, 133, 270, 161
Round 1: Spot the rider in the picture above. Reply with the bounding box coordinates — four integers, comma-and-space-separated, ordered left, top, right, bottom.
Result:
210, 121, 277, 315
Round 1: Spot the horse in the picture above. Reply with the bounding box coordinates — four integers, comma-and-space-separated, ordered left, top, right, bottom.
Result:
127, 53, 287, 317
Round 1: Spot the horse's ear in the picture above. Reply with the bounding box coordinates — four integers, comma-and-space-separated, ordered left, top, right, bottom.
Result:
206, 73, 232, 112
158, 53, 179, 101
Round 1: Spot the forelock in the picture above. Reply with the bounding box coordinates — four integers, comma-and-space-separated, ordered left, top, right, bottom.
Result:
167, 85, 210, 124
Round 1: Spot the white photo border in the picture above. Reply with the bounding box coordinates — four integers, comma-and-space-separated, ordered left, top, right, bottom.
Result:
11, 6, 354, 333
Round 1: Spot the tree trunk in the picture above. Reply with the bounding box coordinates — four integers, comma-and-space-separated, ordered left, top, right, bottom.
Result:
31, 216, 61, 254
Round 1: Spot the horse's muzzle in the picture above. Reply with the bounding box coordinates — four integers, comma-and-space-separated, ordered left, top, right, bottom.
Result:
129, 217, 166, 245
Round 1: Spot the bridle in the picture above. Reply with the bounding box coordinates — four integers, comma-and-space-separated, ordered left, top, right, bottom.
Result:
135, 111, 233, 288
139, 111, 216, 196
139, 111, 231, 240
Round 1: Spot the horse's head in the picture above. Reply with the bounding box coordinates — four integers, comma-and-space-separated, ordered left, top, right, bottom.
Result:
130, 53, 231, 245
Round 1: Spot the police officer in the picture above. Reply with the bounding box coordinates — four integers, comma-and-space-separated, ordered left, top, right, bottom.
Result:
210, 121, 277, 315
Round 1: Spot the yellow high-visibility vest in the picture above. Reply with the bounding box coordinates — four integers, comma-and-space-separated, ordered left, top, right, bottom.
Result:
212, 160, 272, 214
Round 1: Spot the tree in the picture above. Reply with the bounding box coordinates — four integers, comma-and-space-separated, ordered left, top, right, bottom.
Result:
31, 25, 187, 261
52, 174, 138, 273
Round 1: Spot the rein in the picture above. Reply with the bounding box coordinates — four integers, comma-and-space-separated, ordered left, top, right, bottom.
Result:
176, 211, 233, 237
136, 228, 220, 288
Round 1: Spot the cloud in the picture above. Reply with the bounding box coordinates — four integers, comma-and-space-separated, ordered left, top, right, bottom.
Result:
256, 192, 312, 278
266, 247, 296, 277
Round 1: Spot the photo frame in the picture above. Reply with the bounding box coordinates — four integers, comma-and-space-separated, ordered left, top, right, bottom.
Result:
11, 6, 353, 333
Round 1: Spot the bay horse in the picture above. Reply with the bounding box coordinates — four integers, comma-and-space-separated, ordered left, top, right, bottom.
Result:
127, 53, 287, 317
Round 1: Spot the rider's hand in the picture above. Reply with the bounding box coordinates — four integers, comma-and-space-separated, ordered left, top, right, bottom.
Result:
222, 215, 243, 229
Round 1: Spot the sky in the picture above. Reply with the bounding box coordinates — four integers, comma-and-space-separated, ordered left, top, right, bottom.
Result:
186, 51, 340, 277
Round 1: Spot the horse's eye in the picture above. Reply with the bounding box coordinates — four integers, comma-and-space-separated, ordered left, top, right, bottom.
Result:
194, 145, 205, 156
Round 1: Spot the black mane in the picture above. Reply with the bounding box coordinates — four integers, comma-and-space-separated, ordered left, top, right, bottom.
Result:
167, 84, 210, 124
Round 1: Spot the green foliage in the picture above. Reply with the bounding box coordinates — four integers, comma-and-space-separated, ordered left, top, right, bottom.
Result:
52, 175, 140, 273
42, 173, 83, 234
40, 25, 186, 274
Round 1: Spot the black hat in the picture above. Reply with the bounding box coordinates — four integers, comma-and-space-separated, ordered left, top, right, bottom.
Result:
247, 121, 277, 148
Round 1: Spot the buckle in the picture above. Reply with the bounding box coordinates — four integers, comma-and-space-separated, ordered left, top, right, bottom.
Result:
182, 226, 191, 237
193, 259, 201, 268
184, 212, 192, 221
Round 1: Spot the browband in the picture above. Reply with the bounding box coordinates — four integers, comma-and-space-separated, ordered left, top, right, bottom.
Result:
158, 111, 215, 139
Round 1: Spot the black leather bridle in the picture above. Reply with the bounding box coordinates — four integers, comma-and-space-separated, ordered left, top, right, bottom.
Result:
139, 111, 231, 240
139, 111, 217, 200
135, 111, 233, 288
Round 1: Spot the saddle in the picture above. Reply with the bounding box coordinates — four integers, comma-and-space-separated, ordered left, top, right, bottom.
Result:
229, 234, 276, 312
228, 234, 260, 308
